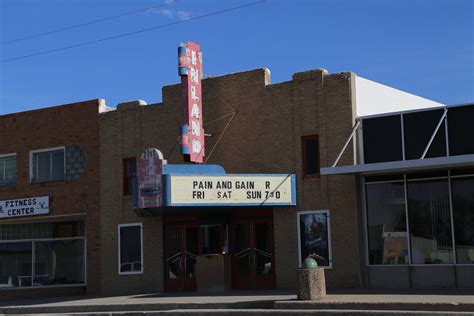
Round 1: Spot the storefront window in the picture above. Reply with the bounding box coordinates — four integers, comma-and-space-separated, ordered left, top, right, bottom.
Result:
118, 223, 143, 274
0, 222, 86, 288
366, 182, 408, 265
0, 242, 32, 288
34, 239, 85, 286
451, 176, 474, 264
297, 211, 331, 267
407, 179, 454, 264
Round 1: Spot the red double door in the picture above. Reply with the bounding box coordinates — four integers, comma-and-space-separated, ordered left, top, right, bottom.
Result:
231, 218, 275, 290
164, 216, 275, 292
164, 224, 199, 292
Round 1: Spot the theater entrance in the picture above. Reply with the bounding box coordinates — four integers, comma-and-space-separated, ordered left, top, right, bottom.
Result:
163, 210, 275, 292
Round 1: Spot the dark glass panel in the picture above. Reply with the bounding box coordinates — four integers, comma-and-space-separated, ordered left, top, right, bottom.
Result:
403, 109, 446, 159
448, 105, 474, 156
363, 115, 403, 163
451, 168, 474, 177
451, 177, 474, 264
406, 170, 448, 180
365, 174, 404, 183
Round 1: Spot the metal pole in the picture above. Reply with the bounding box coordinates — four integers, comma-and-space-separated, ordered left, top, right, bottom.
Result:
332, 120, 361, 167
420, 109, 447, 159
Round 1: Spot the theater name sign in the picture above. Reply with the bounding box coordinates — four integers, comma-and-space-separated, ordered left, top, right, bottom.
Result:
166, 174, 296, 206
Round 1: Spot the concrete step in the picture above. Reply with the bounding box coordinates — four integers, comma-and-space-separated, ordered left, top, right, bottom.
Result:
0, 301, 273, 314
274, 300, 474, 313
28, 310, 474, 316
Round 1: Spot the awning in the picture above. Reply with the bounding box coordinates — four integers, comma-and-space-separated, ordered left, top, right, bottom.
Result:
321, 154, 474, 176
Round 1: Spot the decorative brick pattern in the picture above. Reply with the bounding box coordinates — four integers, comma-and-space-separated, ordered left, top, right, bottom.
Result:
66, 145, 86, 181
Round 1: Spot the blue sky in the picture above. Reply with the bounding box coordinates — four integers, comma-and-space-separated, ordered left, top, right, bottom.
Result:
0, 0, 472, 115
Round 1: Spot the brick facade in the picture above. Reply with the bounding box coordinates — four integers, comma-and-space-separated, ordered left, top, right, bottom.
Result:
99, 68, 361, 295
0, 100, 102, 299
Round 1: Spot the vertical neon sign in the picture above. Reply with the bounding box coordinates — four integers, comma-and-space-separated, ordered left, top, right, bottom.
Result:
178, 41, 205, 163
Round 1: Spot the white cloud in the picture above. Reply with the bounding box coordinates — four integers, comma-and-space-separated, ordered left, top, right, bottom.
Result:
177, 10, 192, 20
153, 8, 174, 18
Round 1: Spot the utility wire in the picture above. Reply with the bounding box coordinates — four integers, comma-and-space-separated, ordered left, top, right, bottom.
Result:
0, 0, 265, 63
0, 0, 177, 45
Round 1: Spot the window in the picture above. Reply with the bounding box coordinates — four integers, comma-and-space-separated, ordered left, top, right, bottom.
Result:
407, 178, 453, 264
123, 158, 136, 195
30, 148, 65, 183
302, 135, 320, 177
365, 172, 474, 266
0, 222, 85, 288
0, 154, 16, 187
366, 181, 408, 265
451, 176, 474, 264
297, 210, 332, 267
118, 223, 143, 274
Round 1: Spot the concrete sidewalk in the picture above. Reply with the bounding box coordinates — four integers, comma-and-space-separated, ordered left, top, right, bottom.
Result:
1, 289, 473, 315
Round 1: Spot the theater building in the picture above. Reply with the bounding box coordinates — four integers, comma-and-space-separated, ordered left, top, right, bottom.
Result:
97, 66, 473, 295
0, 100, 106, 299
1, 65, 473, 299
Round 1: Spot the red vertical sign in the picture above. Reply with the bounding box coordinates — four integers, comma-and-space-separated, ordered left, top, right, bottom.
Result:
178, 41, 205, 163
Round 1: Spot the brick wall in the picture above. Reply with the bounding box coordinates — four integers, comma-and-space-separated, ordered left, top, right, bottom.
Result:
0, 100, 102, 299
99, 67, 361, 295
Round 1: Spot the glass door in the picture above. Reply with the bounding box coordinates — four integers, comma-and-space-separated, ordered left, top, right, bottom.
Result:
231, 217, 275, 290
164, 225, 199, 291
184, 226, 198, 291
231, 222, 253, 290
253, 219, 274, 289
164, 225, 184, 291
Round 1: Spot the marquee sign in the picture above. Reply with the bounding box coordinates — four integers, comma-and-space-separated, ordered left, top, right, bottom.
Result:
178, 41, 205, 163
166, 174, 296, 206
0, 196, 49, 218
137, 148, 167, 208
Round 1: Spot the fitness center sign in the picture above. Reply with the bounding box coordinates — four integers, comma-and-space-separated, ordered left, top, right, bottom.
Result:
0, 196, 49, 218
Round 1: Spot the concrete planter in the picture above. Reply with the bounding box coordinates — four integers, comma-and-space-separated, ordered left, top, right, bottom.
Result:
297, 268, 326, 300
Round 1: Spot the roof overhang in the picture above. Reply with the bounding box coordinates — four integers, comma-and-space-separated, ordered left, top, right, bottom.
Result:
321, 154, 474, 176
